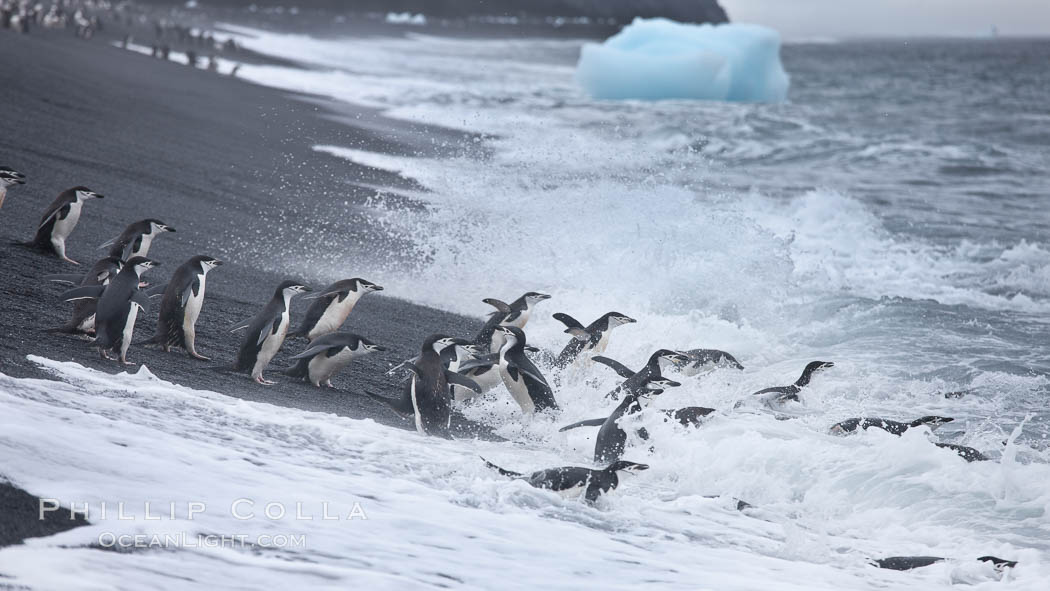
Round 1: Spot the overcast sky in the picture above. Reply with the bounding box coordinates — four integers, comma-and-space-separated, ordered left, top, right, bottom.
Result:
720, 0, 1050, 39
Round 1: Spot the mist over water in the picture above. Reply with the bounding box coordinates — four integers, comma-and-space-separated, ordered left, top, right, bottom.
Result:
5, 25, 1046, 589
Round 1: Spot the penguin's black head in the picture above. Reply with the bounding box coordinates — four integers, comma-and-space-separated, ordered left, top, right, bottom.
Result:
606, 460, 649, 475
605, 312, 636, 327
977, 556, 1018, 571
353, 278, 383, 293
127, 256, 160, 276
495, 325, 527, 345
805, 361, 835, 374
360, 337, 386, 353
522, 292, 551, 305
70, 186, 103, 200
277, 280, 311, 297
190, 255, 223, 270
144, 219, 175, 233
913, 416, 954, 429
424, 334, 467, 354
646, 377, 681, 390
652, 349, 690, 370
0, 167, 26, 185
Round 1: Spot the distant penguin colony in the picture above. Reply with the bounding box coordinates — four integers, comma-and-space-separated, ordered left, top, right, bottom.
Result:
4, 154, 1015, 573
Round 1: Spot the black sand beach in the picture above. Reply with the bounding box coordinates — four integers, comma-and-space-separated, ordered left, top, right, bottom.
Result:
0, 18, 508, 545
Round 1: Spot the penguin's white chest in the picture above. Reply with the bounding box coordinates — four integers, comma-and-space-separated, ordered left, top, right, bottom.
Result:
254, 310, 289, 375
499, 357, 536, 414
410, 377, 425, 434
310, 295, 359, 339
556, 484, 587, 499
120, 302, 141, 356
53, 200, 84, 239
307, 349, 356, 386
183, 274, 206, 332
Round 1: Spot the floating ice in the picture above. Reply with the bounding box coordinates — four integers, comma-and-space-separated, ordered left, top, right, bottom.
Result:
385, 12, 426, 26
576, 18, 789, 102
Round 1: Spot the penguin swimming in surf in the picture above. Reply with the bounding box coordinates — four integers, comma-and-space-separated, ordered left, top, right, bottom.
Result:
289, 278, 383, 341
147, 255, 223, 359
0, 166, 26, 209
829, 416, 954, 436
230, 280, 311, 384
870, 555, 1016, 572
934, 442, 987, 462
592, 349, 691, 400
592, 377, 679, 463
398, 334, 481, 437
44, 256, 123, 335
283, 332, 385, 387
60, 256, 159, 363
100, 219, 175, 261
30, 186, 104, 263
482, 457, 648, 503
680, 348, 745, 376
745, 360, 834, 409
551, 311, 635, 369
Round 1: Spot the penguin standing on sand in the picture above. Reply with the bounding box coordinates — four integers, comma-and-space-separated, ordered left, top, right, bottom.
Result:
44, 256, 123, 335
30, 186, 104, 263
593, 349, 691, 400
147, 255, 223, 359
283, 332, 385, 387
400, 334, 481, 437
100, 218, 176, 261
0, 166, 26, 209
482, 458, 649, 503
230, 280, 312, 384
552, 311, 635, 368
289, 278, 383, 341
61, 256, 159, 363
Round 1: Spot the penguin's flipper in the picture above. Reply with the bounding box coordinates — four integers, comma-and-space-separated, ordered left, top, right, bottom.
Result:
290, 345, 329, 360
480, 457, 523, 478
229, 318, 252, 332
257, 318, 281, 347
402, 362, 423, 376
131, 291, 150, 312
552, 312, 585, 330
304, 285, 343, 300
446, 371, 482, 394
566, 328, 591, 341
145, 283, 168, 298
97, 235, 119, 249
507, 361, 548, 386
386, 355, 421, 375
482, 298, 512, 314
42, 273, 86, 285
558, 418, 606, 432
592, 355, 637, 379
456, 354, 499, 372
362, 390, 413, 416
60, 285, 106, 302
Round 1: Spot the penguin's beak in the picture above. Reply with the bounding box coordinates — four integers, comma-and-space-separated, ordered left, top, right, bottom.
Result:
370, 285, 384, 292
212, 260, 224, 266
91, 192, 103, 198
165, 226, 177, 233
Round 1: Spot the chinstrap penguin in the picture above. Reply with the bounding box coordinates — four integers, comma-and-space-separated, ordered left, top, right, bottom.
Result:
61, 256, 158, 364
552, 311, 635, 369
829, 416, 954, 436
30, 186, 104, 264
45, 256, 123, 335
101, 219, 175, 261
870, 555, 1017, 572
289, 278, 383, 341
230, 280, 311, 384
399, 334, 481, 437
679, 348, 745, 376
934, 442, 987, 462
744, 360, 834, 409
147, 255, 223, 359
0, 165, 26, 209
482, 458, 649, 503
474, 292, 550, 353
593, 349, 691, 400
284, 332, 385, 387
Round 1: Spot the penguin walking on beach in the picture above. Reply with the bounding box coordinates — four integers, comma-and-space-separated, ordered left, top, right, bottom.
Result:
29, 187, 104, 263
552, 311, 636, 369
593, 349, 691, 400
283, 332, 385, 387
481, 457, 649, 503
473, 292, 550, 353
680, 348, 745, 376
230, 280, 312, 384
289, 278, 383, 341
0, 166, 26, 209
60, 256, 159, 363
100, 218, 176, 261
400, 334, 482, 437
44, 256, 123, 335
146, 255, 223, 359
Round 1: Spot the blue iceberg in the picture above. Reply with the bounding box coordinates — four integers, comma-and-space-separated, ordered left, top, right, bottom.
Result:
576, 18, 789, 102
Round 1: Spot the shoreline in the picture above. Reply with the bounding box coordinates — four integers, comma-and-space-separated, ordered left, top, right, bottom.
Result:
0, 15, 501, 546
